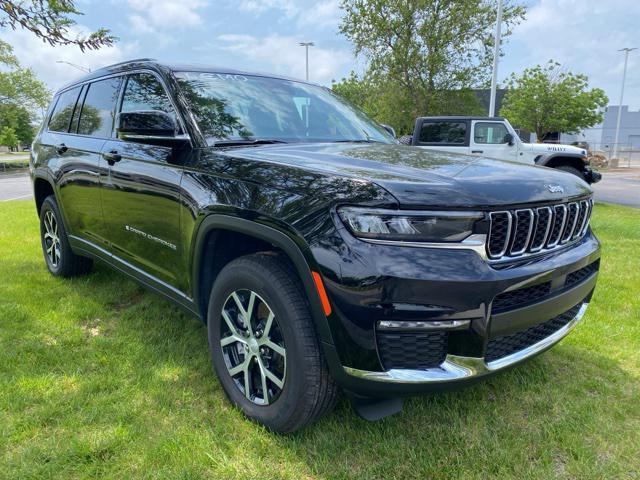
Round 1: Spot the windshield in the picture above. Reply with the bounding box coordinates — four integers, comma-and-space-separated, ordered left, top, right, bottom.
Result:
174, 71, 394, 145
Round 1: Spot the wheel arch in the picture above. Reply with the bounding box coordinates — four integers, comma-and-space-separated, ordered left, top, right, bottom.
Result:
191, 215, 335, 346
33, 174, 56, 214
535, 153, 586, 172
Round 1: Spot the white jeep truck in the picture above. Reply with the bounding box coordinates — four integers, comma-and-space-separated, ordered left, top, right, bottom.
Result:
402, 116, 601, 184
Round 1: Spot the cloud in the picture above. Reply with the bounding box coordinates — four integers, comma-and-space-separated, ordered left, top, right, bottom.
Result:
121, 0, 209, 33
217, 33, 351, 84
505, 0, 640, 109
2, 26, 138, 92
235, 0, 342, 29
297, 0, 342, 29
237, 0, 297, 17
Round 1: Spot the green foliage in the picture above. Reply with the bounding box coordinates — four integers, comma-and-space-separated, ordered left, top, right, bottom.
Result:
500, 61, 609, 141
0, 104, 35, 145
0, 41, 50, 133
0, 0, 116, 51
0, 125, 19, 148
336, 0, 525, 133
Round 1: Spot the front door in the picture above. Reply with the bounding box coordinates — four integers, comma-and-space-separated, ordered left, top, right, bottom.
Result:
470, 121, 518, 162
99, 72, 188, 290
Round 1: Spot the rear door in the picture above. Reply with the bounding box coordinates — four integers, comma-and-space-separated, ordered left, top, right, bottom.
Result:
99, 72, 187, 290
470, 120, 518, 162
40, 80, 119, 249
413, 119, 470, 154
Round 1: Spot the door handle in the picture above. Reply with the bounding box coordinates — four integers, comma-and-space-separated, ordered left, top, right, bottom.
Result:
471, 150, 483, 154
103, 150, 122, 166
56, 143, 68, 154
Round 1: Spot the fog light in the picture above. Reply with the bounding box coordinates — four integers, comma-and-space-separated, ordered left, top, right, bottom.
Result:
377, 319, 471, 331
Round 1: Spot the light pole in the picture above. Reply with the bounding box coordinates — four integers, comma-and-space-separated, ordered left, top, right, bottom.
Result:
488, 0, 503, 117
299, 42, 314, 81
612, 47, 636, 159
56, 60, 91, 73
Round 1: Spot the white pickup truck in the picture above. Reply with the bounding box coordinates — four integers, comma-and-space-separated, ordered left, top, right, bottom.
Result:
401, 116, 601, 184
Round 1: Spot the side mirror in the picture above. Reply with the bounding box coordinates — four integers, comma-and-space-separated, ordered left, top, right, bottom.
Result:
380, 124, 396, 138
504, 133, 515, 146
116, 110, 185, 143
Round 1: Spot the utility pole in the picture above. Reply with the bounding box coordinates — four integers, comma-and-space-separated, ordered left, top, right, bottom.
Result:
299, 42, 314, 81
488, 0, 503, 117
56, 60, 91, 73
613, 47, 636, 159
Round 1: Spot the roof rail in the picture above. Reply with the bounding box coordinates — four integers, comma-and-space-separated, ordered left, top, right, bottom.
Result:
98, 58, 157, 70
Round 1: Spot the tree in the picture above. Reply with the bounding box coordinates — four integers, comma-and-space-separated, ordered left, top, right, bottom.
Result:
337, 0, 525, 133
0, 125, 19, 149
0, 104, 35, 145
0, 0, 116, 51
0, 40, 50, 115
500, 61, 608, 141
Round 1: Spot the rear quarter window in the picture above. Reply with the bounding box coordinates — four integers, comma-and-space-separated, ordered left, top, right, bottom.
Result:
419, 121, 467, 145
48, 87, 82, 132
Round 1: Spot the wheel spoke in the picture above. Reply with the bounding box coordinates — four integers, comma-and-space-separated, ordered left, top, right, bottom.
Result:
220, 334, 245, 347
262, 311, 275, 338
243, 360, 252, 400
261, 340, 286, 359
263, 365, 284, 389
257, 358, 270, 405
221, 310, 240, 337
228, 357, 247, 377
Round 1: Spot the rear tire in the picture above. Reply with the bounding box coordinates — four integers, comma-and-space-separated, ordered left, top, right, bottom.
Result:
555, 165, 583, 179
39, 195, 93, 277
207, 253, 338, 433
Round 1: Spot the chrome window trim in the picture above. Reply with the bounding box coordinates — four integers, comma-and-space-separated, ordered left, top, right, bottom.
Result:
343, 302, 589, 384
509, 209, 535, 256
488, 211, 512, 259
529, 206, 552, 252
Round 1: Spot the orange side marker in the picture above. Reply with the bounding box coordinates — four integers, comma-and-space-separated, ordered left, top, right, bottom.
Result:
311, 271, 332, 316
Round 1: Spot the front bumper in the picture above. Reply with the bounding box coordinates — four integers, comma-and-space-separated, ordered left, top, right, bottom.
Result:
314, 226, 600, 396
344, 302, 588, 384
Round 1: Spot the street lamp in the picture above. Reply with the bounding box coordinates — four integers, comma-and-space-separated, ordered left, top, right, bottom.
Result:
488, 0, 503, 117
612, 47, 637, 159
56, 60, 91, 73
299, 42, 314, 82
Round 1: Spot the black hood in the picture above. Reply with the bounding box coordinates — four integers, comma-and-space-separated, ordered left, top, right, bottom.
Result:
218, 142, 592, 208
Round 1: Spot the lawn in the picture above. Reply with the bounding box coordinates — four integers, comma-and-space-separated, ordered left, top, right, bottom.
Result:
0, 200, 638, 479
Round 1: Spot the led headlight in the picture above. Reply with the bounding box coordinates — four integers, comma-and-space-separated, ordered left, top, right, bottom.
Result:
337, 207, 484, 243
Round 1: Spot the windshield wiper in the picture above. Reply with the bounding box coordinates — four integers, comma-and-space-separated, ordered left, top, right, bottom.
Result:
332, 139, 384, 143
213, 139, 289, 147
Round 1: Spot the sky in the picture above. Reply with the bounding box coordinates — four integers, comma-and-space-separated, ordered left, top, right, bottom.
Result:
1, 0, 639, 110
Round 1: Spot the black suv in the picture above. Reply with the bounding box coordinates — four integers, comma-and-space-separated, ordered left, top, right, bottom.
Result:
30, 59, 600, 432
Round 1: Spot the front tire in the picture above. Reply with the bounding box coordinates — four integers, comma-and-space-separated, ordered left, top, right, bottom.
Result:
39, 195, 93, 277
207, 253, 338, 432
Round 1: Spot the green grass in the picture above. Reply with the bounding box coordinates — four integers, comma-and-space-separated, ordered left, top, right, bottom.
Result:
1, 201, 638, 480
0, 153, 29, 170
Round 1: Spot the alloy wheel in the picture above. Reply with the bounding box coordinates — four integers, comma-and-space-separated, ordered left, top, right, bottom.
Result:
220, 289, 287, 405
43, 210, 61, 268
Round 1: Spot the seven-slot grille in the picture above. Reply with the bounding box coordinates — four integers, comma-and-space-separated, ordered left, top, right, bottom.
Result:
487, 199, 592, 261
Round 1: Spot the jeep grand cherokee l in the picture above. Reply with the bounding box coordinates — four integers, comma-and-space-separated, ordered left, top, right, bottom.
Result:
30, 59, 600, 432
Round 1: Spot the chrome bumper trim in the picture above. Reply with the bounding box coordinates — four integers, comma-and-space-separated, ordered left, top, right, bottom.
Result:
343, 302, 589, 384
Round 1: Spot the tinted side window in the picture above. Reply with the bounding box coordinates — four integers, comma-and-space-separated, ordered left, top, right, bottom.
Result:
121, 73, 175, 117
78, 77, 123, 138
419, 121, 467, 144
474, 122, 509, 144
48, 87, 82, 132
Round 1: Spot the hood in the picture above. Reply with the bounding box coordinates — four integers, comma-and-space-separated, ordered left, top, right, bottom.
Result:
218, 142, 592, 208
523, 142, 587, 157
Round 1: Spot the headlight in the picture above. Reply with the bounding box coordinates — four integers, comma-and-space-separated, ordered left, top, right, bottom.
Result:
337, 207, 484, 243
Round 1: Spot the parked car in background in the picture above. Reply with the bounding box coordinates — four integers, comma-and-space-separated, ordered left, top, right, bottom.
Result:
30, 60, 600, 432
401, 116, 601, 184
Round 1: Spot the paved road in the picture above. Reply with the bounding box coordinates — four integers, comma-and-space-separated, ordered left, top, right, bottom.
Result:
592, 169, 640, 209
0, 172, 32, 202
1, 169, 638, 208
